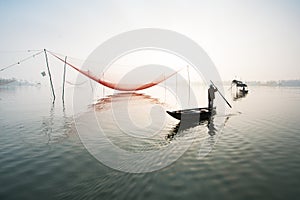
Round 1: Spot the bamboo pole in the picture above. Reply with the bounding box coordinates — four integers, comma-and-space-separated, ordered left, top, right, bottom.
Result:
164, 74, 166, 103
210, 80, 232, 108
62, 56, 67, 102
187, 65, 190, 105
44, 49, 55, 102
176, 72, 178, 106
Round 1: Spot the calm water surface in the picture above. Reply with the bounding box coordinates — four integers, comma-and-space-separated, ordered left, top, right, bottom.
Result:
1, 86, 300, 200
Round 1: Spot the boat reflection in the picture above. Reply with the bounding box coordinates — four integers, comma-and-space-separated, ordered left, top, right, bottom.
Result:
166, 114, 217, 140
232, 90, 248, 101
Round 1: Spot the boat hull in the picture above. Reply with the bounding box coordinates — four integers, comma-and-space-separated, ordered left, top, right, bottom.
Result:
166, 107, 213, 121
239, 89, 248, 94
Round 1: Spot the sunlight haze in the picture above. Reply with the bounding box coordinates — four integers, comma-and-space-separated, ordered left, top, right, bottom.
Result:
0, 0, 299, 83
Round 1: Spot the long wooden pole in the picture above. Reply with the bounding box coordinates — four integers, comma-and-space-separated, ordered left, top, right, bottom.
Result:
175, 72, 177, 94
187, 65, 190, 105
210, 80, 232, 108
44, 49, 55, 102
164, 74, 166, 103
62, 56, 67, 102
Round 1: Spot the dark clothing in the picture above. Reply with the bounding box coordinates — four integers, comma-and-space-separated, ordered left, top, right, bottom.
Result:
208, 85, 217, 110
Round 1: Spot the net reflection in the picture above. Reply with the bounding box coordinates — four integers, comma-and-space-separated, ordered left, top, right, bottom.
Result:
93, 92, 165, 111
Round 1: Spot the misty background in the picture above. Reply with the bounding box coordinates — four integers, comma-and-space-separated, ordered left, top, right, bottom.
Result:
0, 0, 300, 88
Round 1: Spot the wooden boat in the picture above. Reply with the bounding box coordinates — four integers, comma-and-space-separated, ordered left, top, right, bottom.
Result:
232, 79, 247, 87
166, 107, 214, 121
232, 80, 248, 92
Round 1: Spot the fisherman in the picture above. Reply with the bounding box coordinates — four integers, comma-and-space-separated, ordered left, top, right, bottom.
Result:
242, 86, 246, 92
208, 84, 218, 110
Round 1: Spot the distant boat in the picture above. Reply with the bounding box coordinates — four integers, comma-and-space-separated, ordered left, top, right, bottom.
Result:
166, 107, 214, 121
232, 79, 248, 93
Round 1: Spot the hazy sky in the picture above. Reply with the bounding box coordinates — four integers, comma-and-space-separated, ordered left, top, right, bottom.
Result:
0, 0, 300, 83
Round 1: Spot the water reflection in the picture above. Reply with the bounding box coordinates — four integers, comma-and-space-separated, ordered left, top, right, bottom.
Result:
197, 115, 231, 159
166, 113, 232, 159
93, 92, 165, 111
232, 90, 248, 101
41, 103, 72, 144
166, 115, 216, 140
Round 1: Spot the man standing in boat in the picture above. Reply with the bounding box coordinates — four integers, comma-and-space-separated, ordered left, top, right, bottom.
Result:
208, 84, 218, 110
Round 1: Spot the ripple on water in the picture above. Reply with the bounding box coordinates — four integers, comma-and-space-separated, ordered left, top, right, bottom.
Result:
1, 87, 300, 199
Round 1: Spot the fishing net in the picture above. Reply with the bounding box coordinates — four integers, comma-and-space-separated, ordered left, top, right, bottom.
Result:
49, 52, 181, 91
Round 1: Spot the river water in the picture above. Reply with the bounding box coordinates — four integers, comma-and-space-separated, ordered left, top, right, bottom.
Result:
0, 85, 300, 200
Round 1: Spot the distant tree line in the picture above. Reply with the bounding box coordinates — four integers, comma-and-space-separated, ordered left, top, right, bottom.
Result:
0, 78, 35, 86
246, 80, 300, 87
0, 78, 16, 85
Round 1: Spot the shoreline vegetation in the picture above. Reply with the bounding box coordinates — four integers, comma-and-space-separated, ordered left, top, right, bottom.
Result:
0, 78, 38, 86
1, 77, 300, 87
224, 80, 300, 87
